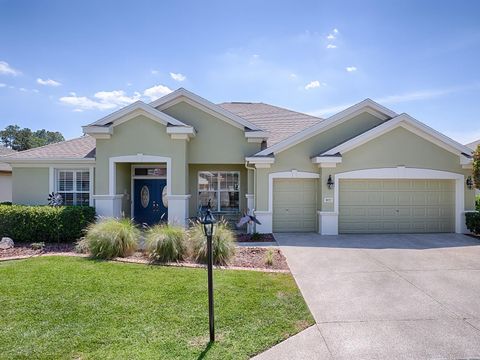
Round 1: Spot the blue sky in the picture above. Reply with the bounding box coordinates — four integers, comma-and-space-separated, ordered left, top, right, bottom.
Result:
1, 0, 479, 143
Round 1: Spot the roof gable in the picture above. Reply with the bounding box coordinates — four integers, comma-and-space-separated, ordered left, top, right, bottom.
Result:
311, 113, 473, 168
150, 88, 263, 132
255, 98, 397, 156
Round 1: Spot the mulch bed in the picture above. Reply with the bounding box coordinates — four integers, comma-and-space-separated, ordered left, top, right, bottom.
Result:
0, 243, 74, 259
236, 233, 276, 243
0, 242, 289, 271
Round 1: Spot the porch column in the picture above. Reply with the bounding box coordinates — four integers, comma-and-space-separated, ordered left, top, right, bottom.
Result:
167, 195, 191, 227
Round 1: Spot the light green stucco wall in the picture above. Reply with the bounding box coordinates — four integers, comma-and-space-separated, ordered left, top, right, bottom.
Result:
321, 126, 475, 211
95, 115, 188, 195
12, 168, 49, 205
255, 112, 386, 211
188, 164, 247, 215
162, 102, 261, 163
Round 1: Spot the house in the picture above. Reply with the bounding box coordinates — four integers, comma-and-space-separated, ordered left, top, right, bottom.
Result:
2, 88, 476, 235
467, 139, 480, 151
0, 146, 16, 202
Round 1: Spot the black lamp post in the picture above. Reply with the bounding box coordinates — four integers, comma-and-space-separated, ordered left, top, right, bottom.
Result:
201, 209, 216, 342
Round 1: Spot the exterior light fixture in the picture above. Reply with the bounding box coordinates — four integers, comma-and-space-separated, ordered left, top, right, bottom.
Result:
466, 176, 474, 190
327, 175, 334, 189
201, 209, 216, 342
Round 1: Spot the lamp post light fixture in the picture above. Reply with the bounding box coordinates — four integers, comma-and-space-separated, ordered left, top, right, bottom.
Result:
201, 209, 216, 342
466, 176, 474, 190
327, 175, 334, 189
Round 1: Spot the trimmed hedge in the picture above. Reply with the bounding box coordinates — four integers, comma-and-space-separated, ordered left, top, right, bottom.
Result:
466, 211, 480, 234
0, 205, 95, 242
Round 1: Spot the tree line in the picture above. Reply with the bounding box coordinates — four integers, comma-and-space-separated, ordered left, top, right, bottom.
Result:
0, 125, 64, 151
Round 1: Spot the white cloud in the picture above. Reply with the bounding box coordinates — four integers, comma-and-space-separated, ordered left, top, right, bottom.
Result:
151, 70, 159, 75
0, 61, 21, 76
289, 73, 298, 79
37, 78, 62, 86
0, 83, 6, 88
333, 28, 339, 34
94, 90, 141, 106
73, 109, 83, 112
326, 34, 335, 40
60, 90, 141, 111
19, 87, 27, 92
326, 44, 337, 49
170, 72, 186, 82
305, 80, 326, 90
32, 89, 39, 93
346, 66, 357, 72
143, 84, 173, 101
326, 28, 338, 40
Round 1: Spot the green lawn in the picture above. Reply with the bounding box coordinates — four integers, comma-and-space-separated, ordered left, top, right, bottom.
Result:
0, 256, 313, 359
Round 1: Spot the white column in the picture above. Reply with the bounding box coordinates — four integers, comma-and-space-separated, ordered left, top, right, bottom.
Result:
93, 195, 123, 218
166, 195, 191, 227
255, 211, 272, 233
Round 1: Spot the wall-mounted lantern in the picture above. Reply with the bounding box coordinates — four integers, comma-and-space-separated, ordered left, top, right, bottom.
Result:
327, 175, 334, 189
466, 176, 474, 190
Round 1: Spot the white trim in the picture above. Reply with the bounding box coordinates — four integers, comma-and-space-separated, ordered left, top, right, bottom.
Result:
166, 126, 196, 136
317, 211, 339, 235
93, 194, 123, 200
130, 164, 168, 217
108, 155, 172, 198
267, 170, 320, 213
255, 98, 397, 156
333, 167, 465, 234
149, 88, 262, 131
322, 113, 473, 158
245, 131, 269, 142
312, 156, 342, 168
245, 157, 275, 168
85, 101, 187, 127
166, 194, 191, 200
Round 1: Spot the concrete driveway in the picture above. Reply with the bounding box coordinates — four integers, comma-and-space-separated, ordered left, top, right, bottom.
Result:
254, 233, 480, 360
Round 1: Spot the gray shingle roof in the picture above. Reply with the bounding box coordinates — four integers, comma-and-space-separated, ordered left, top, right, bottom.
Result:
2, 135, 96, 161
466, 139, 480, 150
0, 146, 16, 172
1, 102, 322, 162
218, 102, 322, 146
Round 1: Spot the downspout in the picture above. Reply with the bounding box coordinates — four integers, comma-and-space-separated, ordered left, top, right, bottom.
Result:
245, 160, 256, 234
244, 160, 256, 210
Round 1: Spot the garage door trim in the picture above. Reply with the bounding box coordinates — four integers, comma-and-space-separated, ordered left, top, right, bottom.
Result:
333, 167, 464, 234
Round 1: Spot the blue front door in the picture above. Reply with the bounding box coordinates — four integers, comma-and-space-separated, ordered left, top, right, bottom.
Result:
134, 179, 168, 226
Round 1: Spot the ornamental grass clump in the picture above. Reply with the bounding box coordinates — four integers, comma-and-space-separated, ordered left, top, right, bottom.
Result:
85, 218, 139, 259
189, 219, 236, 265
146, 224, 187, 262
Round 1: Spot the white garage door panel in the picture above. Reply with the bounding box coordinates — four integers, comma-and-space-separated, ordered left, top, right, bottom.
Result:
273, 179, 317, 232
339, 179, 455, 234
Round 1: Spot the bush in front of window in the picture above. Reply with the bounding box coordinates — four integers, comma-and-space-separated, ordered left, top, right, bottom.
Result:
189, 219, 236, 265
85, 218, 140, 259
0, 205, 95, 242
145, 224, 187, 262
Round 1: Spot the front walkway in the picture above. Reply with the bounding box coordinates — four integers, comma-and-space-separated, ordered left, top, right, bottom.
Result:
254, 233, 480, 359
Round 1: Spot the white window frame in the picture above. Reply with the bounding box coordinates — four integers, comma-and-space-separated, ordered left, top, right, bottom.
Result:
55, 169, 92, 206
197, 171, 240, 212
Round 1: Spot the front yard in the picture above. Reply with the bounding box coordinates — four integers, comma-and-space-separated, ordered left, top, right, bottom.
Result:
0, 256, 313, 359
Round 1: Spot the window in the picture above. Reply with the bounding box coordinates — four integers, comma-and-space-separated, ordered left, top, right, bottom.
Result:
133, 166, 166, 177
198, 171, 239, 212
56, 170, 90, 206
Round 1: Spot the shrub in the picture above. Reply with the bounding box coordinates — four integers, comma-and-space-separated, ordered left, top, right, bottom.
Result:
264, 248, 274, 266
0, 205, 95, 242
189, 219, 236, 265
466, 212, 480, 234
85, 218, 140, 259
146, 224, 187, 262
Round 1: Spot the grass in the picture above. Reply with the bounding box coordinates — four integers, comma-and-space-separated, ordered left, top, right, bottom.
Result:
0, 256, 314, 359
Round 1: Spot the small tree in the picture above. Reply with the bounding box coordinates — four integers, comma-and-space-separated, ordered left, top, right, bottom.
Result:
474, 145, 480, 190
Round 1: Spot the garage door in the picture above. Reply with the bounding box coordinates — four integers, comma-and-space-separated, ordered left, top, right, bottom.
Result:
339, 179, 455, 233
273, 179, 317, 232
